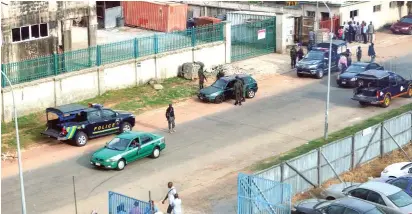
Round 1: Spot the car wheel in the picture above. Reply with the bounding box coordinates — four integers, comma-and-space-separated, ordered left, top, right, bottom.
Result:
120, 122, 132, 133
405, 86, 412, 98
246, 89, 255, 98
116, 159, 126, 170
316, 70, 324, 79
214, 95, 224, 104
359, 101, 369, 107
150, 147, 161, 159
73, 131, 88, 147
326, 196, 335, 200
297, 73, 303, 77
381, 94, 391, 108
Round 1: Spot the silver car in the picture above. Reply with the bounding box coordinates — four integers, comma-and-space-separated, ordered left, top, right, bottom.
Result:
294, 197, 385, 214
320, 182, 361, 200
322, 181, 412, 214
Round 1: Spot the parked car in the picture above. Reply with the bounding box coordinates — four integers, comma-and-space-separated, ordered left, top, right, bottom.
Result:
390, 15, 412, 35
90, 131, 165, 170
352, 70, 412, 107
197, 74, 258, 103
336, 62, 384, 88
340, 181, 412, 213
296, 40, 347, 79
41, 103, 135, 146
294, 197, 385, 214
386, 176, 412, 197
381, 162, 412, 178
320, 182, 361, 200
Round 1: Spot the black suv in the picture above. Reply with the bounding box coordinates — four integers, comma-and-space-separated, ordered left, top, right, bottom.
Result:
41, 103, 135, 146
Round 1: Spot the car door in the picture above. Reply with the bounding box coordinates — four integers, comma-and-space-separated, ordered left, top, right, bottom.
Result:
365, 191, 391, 213
388, 75, 401, 97
123, 138, 139, 163
224, 80, 235, 99
87, 110, 105, 137
395, 75, 409, 96
325, 204, 346, 214
137, 135, 155, 158
101, 109, 120, 133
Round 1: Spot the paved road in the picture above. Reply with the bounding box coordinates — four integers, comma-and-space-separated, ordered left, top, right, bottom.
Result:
2, 54, 412, 214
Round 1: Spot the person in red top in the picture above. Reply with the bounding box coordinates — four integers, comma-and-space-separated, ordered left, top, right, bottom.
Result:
338, 27, 344, 40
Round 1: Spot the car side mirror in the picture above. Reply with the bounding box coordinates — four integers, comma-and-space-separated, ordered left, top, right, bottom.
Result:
408, 168, 412, 173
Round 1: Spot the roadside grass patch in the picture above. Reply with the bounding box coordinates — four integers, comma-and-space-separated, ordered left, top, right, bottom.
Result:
1, 77, 197, 153
250, 103, 412, 172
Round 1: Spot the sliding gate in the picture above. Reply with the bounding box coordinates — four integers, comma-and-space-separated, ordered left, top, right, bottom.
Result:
238, 173, 291, 214
231, 18, 276, 62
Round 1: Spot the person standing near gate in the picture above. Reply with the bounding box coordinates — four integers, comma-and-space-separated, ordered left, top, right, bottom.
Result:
162, 182, 177, 214
165, 104, 176, 133
290, 45, 297, 69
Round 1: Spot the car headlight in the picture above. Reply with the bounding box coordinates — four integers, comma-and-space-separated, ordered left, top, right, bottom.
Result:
107, 155, 121, 162
209, 92, 220, 97
402, 27, 409, 30
350, 77, 357, 81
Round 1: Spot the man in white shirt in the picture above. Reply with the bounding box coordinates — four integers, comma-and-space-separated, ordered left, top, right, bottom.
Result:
162, 182, 177, 214
172, 194, 182, 214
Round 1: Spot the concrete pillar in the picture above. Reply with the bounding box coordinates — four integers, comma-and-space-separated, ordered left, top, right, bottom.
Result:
223, 21, 231, 64
88, 2, 98, 47
62, 19, 72, 52
203, 6, 208, 17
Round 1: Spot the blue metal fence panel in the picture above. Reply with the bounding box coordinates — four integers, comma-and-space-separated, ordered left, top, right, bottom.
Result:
238, 173, 291, 214
108, 191, 151, 214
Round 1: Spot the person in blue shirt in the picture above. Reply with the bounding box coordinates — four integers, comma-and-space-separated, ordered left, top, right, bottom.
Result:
368, 43, 376, 62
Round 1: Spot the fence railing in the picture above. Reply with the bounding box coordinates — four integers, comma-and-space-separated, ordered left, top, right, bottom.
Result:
108, 191, 151, 214
255, 111, 412, 195
1, 23, 224, 87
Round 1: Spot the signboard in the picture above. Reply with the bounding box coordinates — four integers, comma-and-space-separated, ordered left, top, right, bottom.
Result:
258, 29, 266, 40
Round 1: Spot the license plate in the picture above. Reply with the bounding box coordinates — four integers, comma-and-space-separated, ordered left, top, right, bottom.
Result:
95, 163, 101, 166
342, 81, 346, 84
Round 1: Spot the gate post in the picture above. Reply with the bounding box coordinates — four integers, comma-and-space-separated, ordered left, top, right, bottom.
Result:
223, 21, 231, 64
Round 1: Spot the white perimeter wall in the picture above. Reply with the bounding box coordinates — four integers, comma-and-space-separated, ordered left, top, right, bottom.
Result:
1, 42, 226, 122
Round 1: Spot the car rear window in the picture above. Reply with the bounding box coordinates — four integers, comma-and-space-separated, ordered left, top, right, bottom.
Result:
400, 17, 412, 24
388, 190, 412, 207
365, 208, 384, 214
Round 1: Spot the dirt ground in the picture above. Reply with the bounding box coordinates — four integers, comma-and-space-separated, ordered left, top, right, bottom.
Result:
293, 141, 412, 204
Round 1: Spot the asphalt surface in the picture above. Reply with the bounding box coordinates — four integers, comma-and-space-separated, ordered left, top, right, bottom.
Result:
2, 54, 412, 214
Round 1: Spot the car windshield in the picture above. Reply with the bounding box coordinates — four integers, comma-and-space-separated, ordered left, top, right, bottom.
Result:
400, 17, 412, 24
314, 201, 332, 209
304, 51, 325, 60
106, 138, 130, 151
211, 79, 227, 89
345, 65, 366, 73
388, 190, 412, 207
365, 208, 384, 214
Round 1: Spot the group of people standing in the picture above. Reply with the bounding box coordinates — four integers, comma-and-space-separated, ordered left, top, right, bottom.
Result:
289, 45, 305, 69
337, 19, 375, 44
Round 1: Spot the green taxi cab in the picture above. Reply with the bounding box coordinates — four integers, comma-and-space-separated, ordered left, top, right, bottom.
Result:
90, 131, 165, 170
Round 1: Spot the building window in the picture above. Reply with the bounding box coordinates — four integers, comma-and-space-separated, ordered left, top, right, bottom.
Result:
389, 1, 397, 8
373, 5, 382, 12
350, 9, 358, 18
306, 11, 315, 17
11, 23, 49, 43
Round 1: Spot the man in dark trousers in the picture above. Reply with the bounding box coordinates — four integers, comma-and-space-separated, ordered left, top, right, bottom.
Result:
356, 46, 362, 62
165, 104, 175, 133
236, 76, 246, 102
162, 182, 177, 214
197, 62, 207, 89
233, 77, 242, 106
290, 45, 297, 69
297, 46, 304, 61
368, 43, 376, 62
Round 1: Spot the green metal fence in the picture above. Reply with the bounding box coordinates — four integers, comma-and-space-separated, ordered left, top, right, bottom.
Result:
231, 18, 276, 62
1, 23, 224, 87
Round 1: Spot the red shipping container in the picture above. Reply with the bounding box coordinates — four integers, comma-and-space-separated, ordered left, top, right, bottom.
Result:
122, 1, 188, 32
194, 16, 222, 27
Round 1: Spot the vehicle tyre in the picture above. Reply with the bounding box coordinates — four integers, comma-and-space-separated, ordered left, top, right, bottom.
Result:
73, 131, 88, 147
297, 72, 303, 77
405, 86, 412, 98
381, 94, 391, 108
150, 147, 161, 159
120, 122, 132, 133
246, 89, 255, 98
315, 70, 324, 79
116, 159, 126, 170
326, 196, 335, 200
359, 101, 369, 107
214, 95, 224, 104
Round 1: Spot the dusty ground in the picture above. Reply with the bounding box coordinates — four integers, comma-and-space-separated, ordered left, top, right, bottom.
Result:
292, 142, 412, 205
2, 32, 412, 214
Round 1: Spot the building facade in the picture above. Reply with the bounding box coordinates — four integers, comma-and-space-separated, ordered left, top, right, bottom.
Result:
1, 1, 97, 64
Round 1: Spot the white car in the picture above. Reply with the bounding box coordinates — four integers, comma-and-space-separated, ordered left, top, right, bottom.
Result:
381, 162, 412, 178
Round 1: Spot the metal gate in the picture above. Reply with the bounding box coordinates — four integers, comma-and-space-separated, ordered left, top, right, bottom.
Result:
231, 18, 276, 62
237, 173, 292, 214
108, 191, 151, 214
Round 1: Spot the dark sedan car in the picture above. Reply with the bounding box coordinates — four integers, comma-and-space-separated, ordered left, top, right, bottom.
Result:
294, 197, 384, 214
390, 15, 412, 35
336, 62, 384, 87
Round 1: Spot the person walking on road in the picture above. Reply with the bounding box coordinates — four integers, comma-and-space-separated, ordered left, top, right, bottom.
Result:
290, 45, 297, 69
356, 46, 362, 62
165, 104, 176, 133
368, 21, 375, 43
233, 77, 242, 106
339, 54, 348, 73
171, 194, 182, 214
197, 63, 207, 90
162, 182, 177, 214
368, 43, 376, 62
